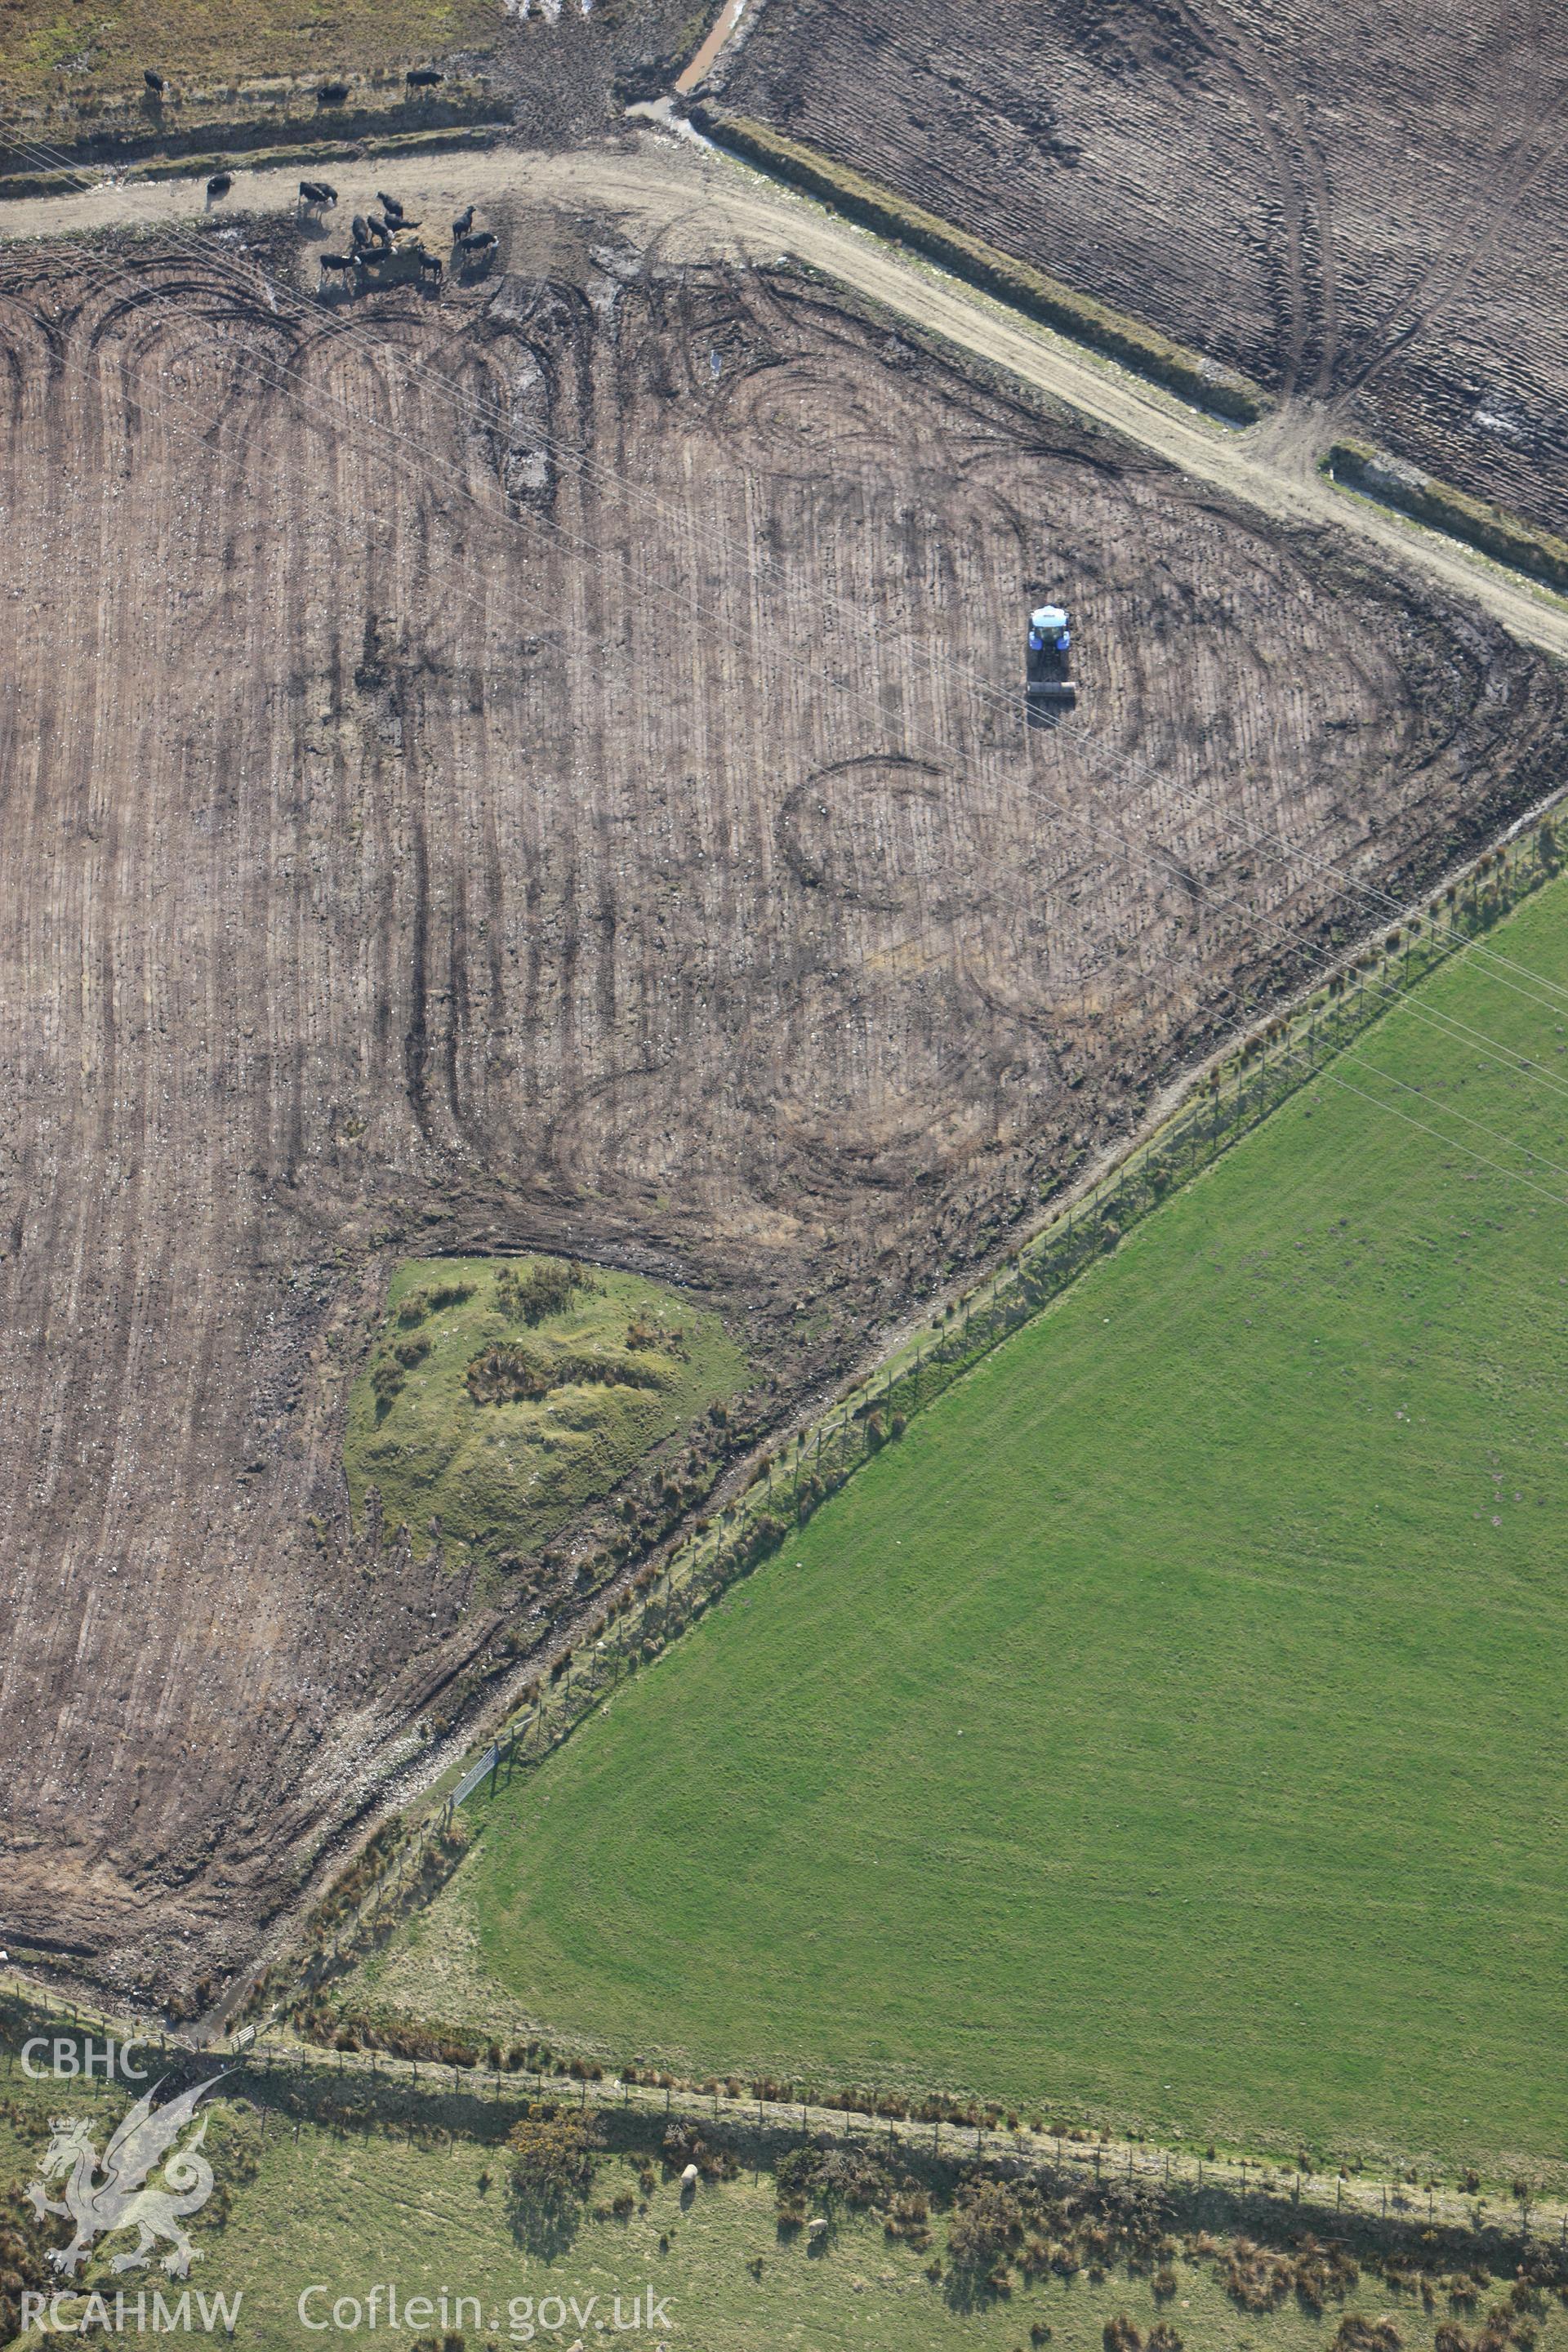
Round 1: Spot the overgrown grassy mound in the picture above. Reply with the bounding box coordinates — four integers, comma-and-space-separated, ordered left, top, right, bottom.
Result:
442, 881, 1568, 2178
345, 1254, 745, 1564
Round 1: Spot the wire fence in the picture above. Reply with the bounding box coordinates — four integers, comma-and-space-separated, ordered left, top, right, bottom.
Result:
5, 1984, 1565, 2254
449, 1743, 502, 1808
443, 812, 1566, 1803
11, 820, 1561, 2244
258, 808, 1568, 2050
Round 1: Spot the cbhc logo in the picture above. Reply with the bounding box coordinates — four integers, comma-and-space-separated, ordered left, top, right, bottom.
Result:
20, 2036, 149, 2082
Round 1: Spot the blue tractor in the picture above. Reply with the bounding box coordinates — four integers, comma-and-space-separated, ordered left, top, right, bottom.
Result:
1026, 603, 1076, 710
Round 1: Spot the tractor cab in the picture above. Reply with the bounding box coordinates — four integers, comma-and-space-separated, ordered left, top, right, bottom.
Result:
1027, 603, 1076, 711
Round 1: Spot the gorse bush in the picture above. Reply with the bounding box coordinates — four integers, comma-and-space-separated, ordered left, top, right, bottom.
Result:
1429, 2305, 1552, 2352
661, 2123, 737, 2182
496, 1258, 594, 1327
466, 1343, 666, 1405
506, 2105, 602, 2203
373, 1333, 431, 1412
466, 1342, 555, 1404
948, 2178, 1027, 2272
1333, 2320, 1401, 2352
398, 1280, 474, 1325
626, 1314, 688, 1356
1223, 2239, 1300, 2312
776, 2145, 898, 2215
0, 2185, 68, 2342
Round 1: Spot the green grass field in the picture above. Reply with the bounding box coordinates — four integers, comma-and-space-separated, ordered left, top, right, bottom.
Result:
368, 878, 1568, 2185
344, 1254, 745, 1567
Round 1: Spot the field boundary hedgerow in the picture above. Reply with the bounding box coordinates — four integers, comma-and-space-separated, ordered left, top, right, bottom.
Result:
232, 803, 1568, 2132
684, 102, 1271, 422
0, 65, 500, 189
684, 106, 1568, 611
1324, 442, 1568, 600
421, 804, 1568, 1806
0, 121, 508, 201
5, 1985, 1567, 2264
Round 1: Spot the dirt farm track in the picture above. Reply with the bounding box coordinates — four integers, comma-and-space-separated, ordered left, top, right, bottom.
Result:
10, 140, 1568, 661
724, 0, 1568, 541
2, 138, 1568, 2004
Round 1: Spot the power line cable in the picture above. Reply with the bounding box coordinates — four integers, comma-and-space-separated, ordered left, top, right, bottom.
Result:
11, 122, 1568, 1034
12, 204, 1568, 1204
11, 158, 1567, 1687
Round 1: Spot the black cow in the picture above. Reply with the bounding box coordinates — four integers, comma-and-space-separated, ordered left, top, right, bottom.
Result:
459, 229, 497, 257
143, 69, 167, 96
206, 172, 232, 203
350, 214, 372, 248
406, 67, 443, 87
316, 81, 350, 105
451, 204, 474, 240
318, 252, 358, 286
418, 252, 443, 286
367, 216, 394, 247
298, 179, 338, 214
376, 191, 404, 221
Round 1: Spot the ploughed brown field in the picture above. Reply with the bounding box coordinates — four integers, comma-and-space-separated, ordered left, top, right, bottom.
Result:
720, 0, 1568, 537
2, 211, 1563, 2006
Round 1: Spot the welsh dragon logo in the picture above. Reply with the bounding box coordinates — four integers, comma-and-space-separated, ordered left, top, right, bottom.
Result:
25, 2075, 225, 2279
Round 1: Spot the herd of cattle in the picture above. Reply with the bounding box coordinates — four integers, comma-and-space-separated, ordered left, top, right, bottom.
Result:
145, 62, 492, 293
308, 186, 498, 292
194, 161, 497, 292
